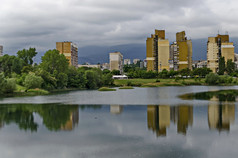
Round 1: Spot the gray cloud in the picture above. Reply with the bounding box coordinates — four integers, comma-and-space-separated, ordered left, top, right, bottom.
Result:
0, 0, 237, 54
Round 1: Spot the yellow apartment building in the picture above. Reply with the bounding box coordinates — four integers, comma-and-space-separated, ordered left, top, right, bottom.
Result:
207, 34, 234, 73
146, 30, 169, 72
56, 41, 78, 67
175, 31, 193, 70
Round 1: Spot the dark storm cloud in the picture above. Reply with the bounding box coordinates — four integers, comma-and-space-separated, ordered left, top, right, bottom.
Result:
0, 0, 237, 54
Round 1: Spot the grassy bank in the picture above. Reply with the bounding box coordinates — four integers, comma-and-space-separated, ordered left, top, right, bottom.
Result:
114, 78, 206, 87
98, 87, 116, 91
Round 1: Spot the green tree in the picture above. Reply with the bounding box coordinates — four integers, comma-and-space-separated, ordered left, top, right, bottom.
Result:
17, 48, 37, 65
24, 73, 43, 89
226, 59, 235, 75
67, 66, 85, 88
111, 70, 120, 75
102, 73, 114, 86
0, 73, 6, 94
56, 72, 68, 88
0, 55, 24, 77
41, 49, 69, 75
3, 78, 16, 93
218, 56, 225, 75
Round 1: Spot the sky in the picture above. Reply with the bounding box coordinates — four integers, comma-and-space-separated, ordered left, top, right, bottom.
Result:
0, 0, 238, 54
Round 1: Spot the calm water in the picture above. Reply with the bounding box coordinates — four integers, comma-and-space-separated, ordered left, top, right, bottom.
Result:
1, 86, 238, 158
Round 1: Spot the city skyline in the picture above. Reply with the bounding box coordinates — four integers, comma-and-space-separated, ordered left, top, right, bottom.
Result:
1, 0, 238, 55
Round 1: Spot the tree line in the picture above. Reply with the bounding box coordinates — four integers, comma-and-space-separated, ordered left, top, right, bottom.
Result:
0, 48, 114, 95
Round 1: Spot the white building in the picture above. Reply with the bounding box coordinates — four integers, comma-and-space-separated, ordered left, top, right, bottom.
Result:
109, 52, 123, 74
124, 59, 131, 65
133, 59, 140, 65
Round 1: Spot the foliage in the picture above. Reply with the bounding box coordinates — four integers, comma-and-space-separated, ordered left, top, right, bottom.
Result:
205, 73, 219, 85
192, 67, 212, 77
218, 56, 225, 75
24, 73, 43, 89
0, 73, 7, 94
0, 54, 24, 77
17, 47, 37, 65
111, 70, 120, 75
67, 66, 85, 89
226, 59, 235, 75
3, 78, 17, 93
102, 73, 114, 86
27, 89, 49, 95
98, 87, 116, 91
56, 72, 68, 89
41, 49, 69, 75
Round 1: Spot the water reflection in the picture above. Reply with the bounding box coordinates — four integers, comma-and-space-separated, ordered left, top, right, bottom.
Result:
208, 97, 235, 132
0, 104, 79, 132
180, 89, 238, 102
110, 105, 123, 114
147, 105, 193, 136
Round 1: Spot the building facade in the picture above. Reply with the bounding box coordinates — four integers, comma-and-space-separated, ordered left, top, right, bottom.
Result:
207, 34, 235, 73
0, 45, 3, 57
56, 42, 78, 67
146, 30, 170, 72
109, 52, 123, 74
174, 31, 193, 70
124, 59, 131, 65
133, 59, 140, 65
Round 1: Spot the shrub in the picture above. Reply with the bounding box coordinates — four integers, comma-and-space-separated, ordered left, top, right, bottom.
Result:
4, 78, 16, 93
24, 73, 44, 89
205, 73, 219, 85
126, 81, 132, 86
155, 79, 160, 82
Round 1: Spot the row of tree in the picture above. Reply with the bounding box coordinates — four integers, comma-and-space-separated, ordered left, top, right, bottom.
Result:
0, 48, 114, 94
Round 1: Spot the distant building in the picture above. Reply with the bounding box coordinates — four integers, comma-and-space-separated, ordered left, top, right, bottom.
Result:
78, 64, 100, 69
143, 59, 147, 67
124, 59, 131, 65
146, 30, 170, 72
234, 54, 238, 69
109, 52, 123, 74
56, 41, 78, 67
0, 45, 3, 57
207, 34, 235, 73
170, 42, 178, 71
133, 59, 140, 65
101, 63, 110, 70
192, 60, 207, 69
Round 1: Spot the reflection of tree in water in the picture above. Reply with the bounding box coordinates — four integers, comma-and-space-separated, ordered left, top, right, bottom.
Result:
0, 104, 79, 132
0, 105, 38, 132
180, 90, 238, 102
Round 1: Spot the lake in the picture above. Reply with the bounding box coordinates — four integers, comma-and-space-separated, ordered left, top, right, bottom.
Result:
1, 86, 238, 158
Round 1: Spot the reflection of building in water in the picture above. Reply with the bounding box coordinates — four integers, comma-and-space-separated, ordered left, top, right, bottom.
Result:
208, 100, 235, 132
61, 110, 79, 131
110, 105, 123, 114
170, 105, 193, 135
147, 105, 170, 137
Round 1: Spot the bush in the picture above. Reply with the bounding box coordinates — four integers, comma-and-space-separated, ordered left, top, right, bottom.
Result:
3, 78, 16, 93
24, 73, 44, 89
155, 79, 160, 82
205, 73, 219, 85
126, 81, 132, 86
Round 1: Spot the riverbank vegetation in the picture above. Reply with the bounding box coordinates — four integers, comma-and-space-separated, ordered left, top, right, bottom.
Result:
0, 48, 114, 97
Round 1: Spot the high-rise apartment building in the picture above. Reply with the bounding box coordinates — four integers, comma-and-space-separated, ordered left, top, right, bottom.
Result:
170, 31, 192, 70
146, 30, 170, 72
109, 52, 123, 74
56, 42, 78, 67
0, 45, 3, 57
207, 34, 234, 73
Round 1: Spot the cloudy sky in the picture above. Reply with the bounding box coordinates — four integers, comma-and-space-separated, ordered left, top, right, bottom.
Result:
0, 0, 238, 54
